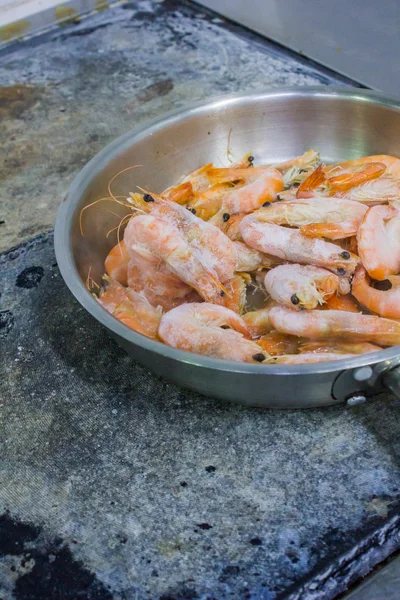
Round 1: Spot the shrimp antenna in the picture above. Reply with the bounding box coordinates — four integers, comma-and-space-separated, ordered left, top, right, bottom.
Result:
226, 127, 234, 164
108, 165, 143, 203
105, 213, 132, 242
85, 266, 100, 292
79, 196, 130, 236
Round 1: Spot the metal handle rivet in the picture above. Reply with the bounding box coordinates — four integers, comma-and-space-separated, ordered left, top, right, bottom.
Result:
353, 366, 373, 382
347, 395, 367, 406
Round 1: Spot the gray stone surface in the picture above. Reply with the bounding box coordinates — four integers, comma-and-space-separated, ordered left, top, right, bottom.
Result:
2, 2, 398, 599
0, 0, 344, 252
1, 232, 400, 599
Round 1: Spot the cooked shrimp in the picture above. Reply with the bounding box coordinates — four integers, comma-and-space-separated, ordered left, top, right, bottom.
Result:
161, 181, 193, 205
97, 277, 127, 312
257, 331, 300, 356
271, 353, 356, 364
208, 166, 284, 224
188, 183, 231, 220
158, 303, 269, 362
296, 165, 327, 198
352, 265, 400, 319
143, 197, 238, 285
223, 275, 248, 314
273, 149, 320, 174
269, 306, 400, 346
264, 264, 349, 310
124, 205, 241, 309
240, 213, 359, 277
98, 279, 162, 338
295, 157, 389, 198
234, 241, 281, 272
219, 213, 246, 241
105, 241, 130, 286
134, 195, 247, 312
341, 176, 400, 204
326, 154, 400, 179
113, 291, 162, 338
257, 197, 367, 240
357, 204, 400, 280
127, 249, 194, 311
180, 163, 214, 193
299, 340, 381, 354
230, 153, 255, 169
324, 161, 386, 193
242, 299, 277, 338
321, 294, 359, 312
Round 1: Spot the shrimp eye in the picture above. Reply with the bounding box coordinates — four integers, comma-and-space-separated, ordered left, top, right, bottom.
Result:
221, 325, 230, 329
262, 201, 271, 207
337, 268, 347, 276
248, 155, 254, 163
373, 279, 392, 291
143, 194, 154, 202
220, 290, 226, 297
340, 251, 351, 259
190, 208, 197, 215
222, 213, 230, 222
291, 294, 300, 305
276, 195, 282, 201
252, 353, 265, 362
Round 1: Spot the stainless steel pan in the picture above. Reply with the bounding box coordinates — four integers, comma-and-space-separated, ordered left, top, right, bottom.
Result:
54, 87, 400, 408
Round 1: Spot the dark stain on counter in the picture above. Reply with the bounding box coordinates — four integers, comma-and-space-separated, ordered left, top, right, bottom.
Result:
136, 78, 174, 103
15, 266, 44, 289
0, 309, 14, 338
0, 84, 42, 121
0, 513, 112, 600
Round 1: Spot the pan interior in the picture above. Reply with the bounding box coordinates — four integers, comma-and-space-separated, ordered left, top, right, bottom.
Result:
63, 89, 400, 373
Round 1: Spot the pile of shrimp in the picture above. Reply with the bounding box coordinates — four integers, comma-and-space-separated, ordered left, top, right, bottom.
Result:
88, 150, 400, 364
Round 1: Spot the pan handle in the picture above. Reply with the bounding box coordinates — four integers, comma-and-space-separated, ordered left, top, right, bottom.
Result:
333, 359, 400, 404
383, 365, 400, 398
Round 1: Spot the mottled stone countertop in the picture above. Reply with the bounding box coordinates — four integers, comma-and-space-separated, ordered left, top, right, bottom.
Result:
1, 2, 400, 600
